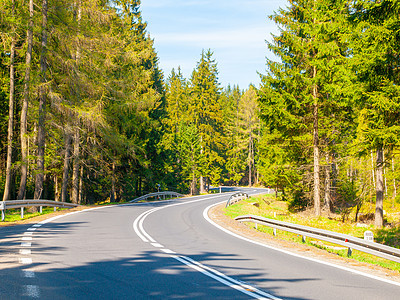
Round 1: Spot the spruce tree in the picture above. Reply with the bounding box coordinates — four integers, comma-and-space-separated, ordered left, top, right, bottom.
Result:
350, 0, 400, 227
190, 50, 223, 191
259, 0, 353, 215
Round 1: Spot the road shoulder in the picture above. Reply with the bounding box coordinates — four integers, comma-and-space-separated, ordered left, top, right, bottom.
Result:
208, 202, 400, 284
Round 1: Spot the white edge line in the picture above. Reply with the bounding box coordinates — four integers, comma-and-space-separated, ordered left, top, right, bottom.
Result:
203, 201, 400, 288
181, 255, 280, 299
171, 255, 273, 299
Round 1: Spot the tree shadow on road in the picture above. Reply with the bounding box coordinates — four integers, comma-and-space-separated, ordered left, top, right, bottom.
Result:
0, 246, 316, 300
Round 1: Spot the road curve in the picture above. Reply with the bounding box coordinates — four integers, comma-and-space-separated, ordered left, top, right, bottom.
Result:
0, 187, 399, 299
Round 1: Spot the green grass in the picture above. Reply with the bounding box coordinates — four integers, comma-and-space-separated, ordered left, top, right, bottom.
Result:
225, 194, 400, 272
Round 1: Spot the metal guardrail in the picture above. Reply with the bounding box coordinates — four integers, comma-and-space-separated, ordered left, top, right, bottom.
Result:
1, 200, 79, 221
235, 214, 400, 264
129, 191, 184, 203
226, 192, 248, 207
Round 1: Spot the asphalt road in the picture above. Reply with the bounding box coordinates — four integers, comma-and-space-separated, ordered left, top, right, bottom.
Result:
0, 187, 399, 299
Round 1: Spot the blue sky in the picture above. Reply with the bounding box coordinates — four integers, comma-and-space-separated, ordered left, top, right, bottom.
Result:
140, 0, 288, 89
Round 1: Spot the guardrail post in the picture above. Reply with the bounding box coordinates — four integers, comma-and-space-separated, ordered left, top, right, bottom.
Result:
1, 210, 4, 221
21, 207, 24, 219
273, 228, 277, 236
347, 247, 352, 257
54, 207, 57, 212
39, 206, 42, 214
302, 236, 306, 243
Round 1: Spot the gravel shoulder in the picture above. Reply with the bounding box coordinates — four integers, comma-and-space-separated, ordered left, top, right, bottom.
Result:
208, 203, 400, 284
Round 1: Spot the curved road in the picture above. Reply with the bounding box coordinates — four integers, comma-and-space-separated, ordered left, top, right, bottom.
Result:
1, 188, 399, 299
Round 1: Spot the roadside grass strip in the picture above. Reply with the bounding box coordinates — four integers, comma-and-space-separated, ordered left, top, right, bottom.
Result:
203, 201, 400, 288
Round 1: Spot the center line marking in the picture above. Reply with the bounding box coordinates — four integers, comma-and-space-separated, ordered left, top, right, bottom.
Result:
22, 270, 35, 278
21, 242, 32, 247
19, 257, 33, 265
20, 249, 31, 255
23, 285, 40, 298
133, 194, 280, 299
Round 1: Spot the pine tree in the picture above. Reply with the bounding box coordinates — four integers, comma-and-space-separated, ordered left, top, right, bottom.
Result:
259, 0, 353, 215
349, 0, 400, 227
190, 50, 223, 191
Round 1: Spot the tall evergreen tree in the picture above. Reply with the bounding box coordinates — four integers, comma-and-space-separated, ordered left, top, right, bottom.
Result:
350, 0, 400, 227
259, 0, 353, 215
190, 49, 223, 192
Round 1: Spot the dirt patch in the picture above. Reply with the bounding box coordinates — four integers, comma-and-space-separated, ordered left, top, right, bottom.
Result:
209, 203, 400, 283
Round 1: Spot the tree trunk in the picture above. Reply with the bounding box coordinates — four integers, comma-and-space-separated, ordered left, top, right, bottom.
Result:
248, 127, 253, 187
324, 152, 331, 212
61, 131, 72, 202
3, 3, 16, 201
331, 154, 337, 212
200, 176, 206, 194
313, 66, 321, 216
375, 148, 384, 227
110, 161, 116, 202
71, 130, 80, 204
191, 169, 197, 196
392, 157, 396, 207
55, 175, 59, 201
18, 0, 34, 200
371, 150, 376, 188
34, 0, 49, 200
79, 165, 83, 204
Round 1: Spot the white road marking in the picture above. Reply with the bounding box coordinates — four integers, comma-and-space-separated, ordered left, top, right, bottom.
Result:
132, 193, 278, 299
203, 201, 400, 288
181, 255, 280, 299
16, 204, 127, 299
20, 249, 31, 255
172, 255, 277, 299
19, 257, 32, 264
161, 248, 176, 254
151, 243, 164, 248
23, 285, 40, 298
22, 270, 35, 278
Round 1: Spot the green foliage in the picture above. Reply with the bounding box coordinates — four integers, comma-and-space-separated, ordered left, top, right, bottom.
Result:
288, 189, 310, 213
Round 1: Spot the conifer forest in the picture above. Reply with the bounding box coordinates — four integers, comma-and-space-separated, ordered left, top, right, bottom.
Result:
1, 0, 400, 227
